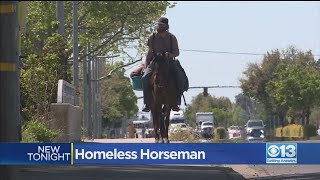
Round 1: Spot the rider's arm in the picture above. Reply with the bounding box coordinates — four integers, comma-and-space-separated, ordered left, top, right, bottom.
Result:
167, 35, 179, 59
144, 48, 153, 69
167, 35, 180, 58
144, 35, 153, 69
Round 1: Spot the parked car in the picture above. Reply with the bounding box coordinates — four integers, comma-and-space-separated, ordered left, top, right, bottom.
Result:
169, 123, 188, 133
227, 125, 242, 139
244, 120, 265, 142
200, 121, 214, 139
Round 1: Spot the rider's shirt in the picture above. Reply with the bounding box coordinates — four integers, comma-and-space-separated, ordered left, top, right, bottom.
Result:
147, 31, 179, 56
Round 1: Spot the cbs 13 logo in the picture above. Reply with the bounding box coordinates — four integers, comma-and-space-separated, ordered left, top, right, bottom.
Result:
267, 143, 297, 158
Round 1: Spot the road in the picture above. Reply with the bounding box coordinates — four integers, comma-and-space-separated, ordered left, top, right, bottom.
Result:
13, 165, 246, 180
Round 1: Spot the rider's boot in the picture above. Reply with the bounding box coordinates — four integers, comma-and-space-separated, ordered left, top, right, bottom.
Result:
142, 104, 150, 112
172, 93, 181, 111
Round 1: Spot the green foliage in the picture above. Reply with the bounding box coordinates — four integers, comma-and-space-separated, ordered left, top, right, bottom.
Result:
235, 93, 265, 120
212, 108, 230, 127
169, 129, 200, 142
228, 104, 248, 126
240, 46, 320, 125
275, 124, 305, 138
266, 64, 320, 125
19, 1, 178, 140
22, 118, 59, 142
310, 106, 320, 125
22, 1, 174, 60
101, 133, 108, 139
21, 1, 173, 128
304, 124, 317, 138
185, 93, 232, 127
214, 127, 227, 141
99, 62, 139, 126
21, 33, 71, 119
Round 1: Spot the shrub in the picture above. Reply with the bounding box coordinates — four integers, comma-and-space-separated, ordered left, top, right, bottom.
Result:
275, 124, 304, 138
214, 127, 226, 141
304, 124, 317, 139
22, 118, 59, 142
169, 128, 199, 142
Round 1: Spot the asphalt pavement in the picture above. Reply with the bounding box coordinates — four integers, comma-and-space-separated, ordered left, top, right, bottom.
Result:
12, 165, 246, 180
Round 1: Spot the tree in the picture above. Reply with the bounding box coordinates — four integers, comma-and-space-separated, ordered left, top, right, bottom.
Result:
185, 94, 215, 127
20, 1, 174, 123
184, 93, 232, 127
22, 1, 175, 61
266, 64, 320, 125
229, 104, 248, 126
21, 34, 71, 119
212, 108, 230, 128
240, 46, 319, 126
99, 62, 139, 127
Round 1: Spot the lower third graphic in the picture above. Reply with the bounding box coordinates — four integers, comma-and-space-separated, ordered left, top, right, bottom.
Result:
266, 143, 297, 164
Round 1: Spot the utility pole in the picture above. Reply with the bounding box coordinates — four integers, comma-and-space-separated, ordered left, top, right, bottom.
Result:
87, 43, 93, 139
0, 1, 20, 141
83, 45, 89, 138
73, 1, 79, 106
0, 1, 20, 179
92, 55, 97, 138
56, 1, 64, 35
97, 57, 102, 138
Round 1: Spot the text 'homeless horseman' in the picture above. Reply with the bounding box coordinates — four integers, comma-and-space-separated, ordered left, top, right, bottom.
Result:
75, 149, 206, 160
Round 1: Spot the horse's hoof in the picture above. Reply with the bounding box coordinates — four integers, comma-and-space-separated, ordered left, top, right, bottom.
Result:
163, 138, 170, 143
155, 139, 160, 143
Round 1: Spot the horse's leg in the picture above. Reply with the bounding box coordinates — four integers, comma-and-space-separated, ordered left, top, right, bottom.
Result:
156, 108, 163, 143
163, 105, 171, 143
159, 105, 166, 143
151, 110, 160, 143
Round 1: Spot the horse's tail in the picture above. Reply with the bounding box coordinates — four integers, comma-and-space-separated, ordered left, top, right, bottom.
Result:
182, 94, 187, 106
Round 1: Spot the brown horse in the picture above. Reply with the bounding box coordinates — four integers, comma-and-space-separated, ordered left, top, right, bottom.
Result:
149, 53, 177, 143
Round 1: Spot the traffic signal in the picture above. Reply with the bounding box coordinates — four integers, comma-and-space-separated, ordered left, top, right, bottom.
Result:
203, 87, 208, 97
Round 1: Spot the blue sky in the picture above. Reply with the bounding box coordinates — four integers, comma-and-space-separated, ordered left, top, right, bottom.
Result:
125, 1, 320, 112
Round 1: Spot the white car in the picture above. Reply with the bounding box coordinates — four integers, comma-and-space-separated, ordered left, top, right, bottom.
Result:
244, 120, 265, 141
227, 126, 242, 139
201, 121, 214, 130
170, 123, 188, 133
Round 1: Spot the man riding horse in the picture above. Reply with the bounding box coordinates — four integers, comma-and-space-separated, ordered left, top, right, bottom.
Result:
141, 17, 188, 112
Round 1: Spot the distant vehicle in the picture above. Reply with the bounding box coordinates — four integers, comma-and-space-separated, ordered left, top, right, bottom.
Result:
201, 121, 214, 130
169, 110, 186, 132
170, 110, 184, 120
170, 123, 188, 133
195, 112, 214, 138
132, 120, 150, 138
227, 125, 242, 139
196, 112, 214, 130
244, 120, 265, 142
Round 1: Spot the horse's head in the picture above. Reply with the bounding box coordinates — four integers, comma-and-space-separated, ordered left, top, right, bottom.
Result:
152, 53, 171, 90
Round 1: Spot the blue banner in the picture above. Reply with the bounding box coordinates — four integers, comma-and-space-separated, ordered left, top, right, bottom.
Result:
1, 142, 320, 165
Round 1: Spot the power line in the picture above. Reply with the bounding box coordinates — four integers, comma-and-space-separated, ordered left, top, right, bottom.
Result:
189, 86, 240, 89
180, 49, 320, 57
136, 86, 241, 99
